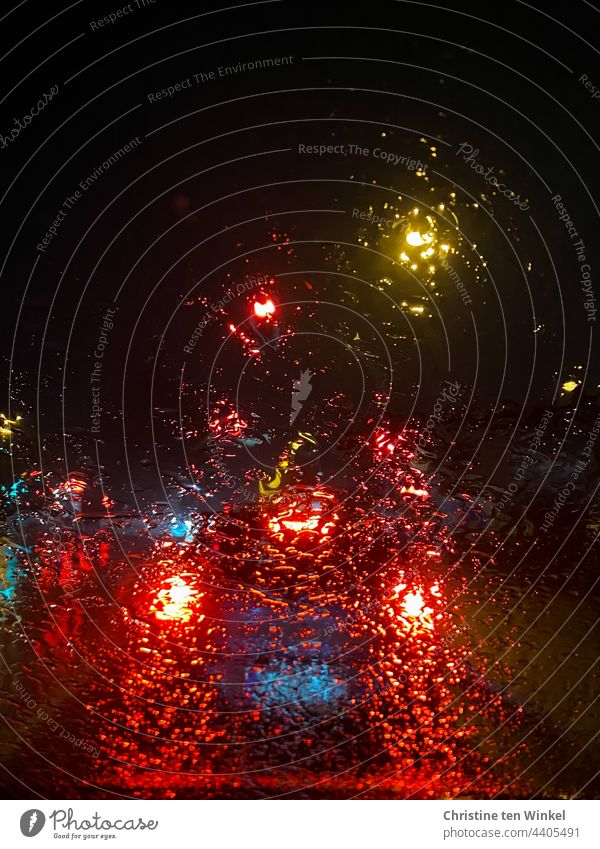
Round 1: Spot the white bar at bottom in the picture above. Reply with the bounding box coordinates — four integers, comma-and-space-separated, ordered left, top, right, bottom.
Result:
1, 799, 598, 849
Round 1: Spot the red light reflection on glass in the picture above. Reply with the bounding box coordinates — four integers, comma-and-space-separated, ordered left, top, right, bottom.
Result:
150, 577, 202, 623
253, 298, 275, 318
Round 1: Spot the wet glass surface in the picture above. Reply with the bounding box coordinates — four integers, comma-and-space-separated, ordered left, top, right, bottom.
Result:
1, 0, 599, 804
1, 407, 599, 799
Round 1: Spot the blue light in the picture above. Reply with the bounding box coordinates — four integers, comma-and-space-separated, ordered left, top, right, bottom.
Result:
169, 517, 194, 541
247, 658, 347, 710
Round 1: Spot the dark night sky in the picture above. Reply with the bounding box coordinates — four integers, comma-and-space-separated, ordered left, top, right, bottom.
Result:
1, 0, 599, 465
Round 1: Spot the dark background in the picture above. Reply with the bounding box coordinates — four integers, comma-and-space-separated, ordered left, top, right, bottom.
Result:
1, 0, 599, 463
1, 0, 600, 802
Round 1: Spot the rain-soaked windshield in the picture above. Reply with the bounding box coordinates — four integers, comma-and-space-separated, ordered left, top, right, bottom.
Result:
1, 0, 599, 808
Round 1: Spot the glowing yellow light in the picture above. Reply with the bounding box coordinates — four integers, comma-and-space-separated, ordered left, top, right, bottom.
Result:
398, 208, 456, 277
562, 380, 579, 392
406, 231, 425, 247
0, 413, 22, 439
259, 432, 316, 497
410, 305, 424, 314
